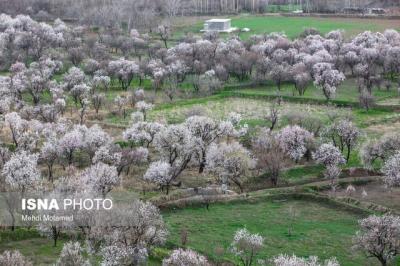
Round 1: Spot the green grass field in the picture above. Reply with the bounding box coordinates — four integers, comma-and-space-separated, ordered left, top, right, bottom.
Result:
163, 199, 370, 265
174, 15, 400, 40
231, 79, 399, 104
265, 4, 302, 13
0, 229, 66, 265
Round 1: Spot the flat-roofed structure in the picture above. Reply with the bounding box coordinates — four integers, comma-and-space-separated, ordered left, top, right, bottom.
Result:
202, 18, 237, 32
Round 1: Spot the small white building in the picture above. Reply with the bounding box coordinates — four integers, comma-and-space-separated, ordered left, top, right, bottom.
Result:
202, 19, 237, 33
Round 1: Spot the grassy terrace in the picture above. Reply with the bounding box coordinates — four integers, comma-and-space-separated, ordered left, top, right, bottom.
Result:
226, 79, 399, 105
163, 199, 369, 265
173, 15, 400, 40
0, 196, 374, 265
0, 229, 66, 265
104, 83, 399, 136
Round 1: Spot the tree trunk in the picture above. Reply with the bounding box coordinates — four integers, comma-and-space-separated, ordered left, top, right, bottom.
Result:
53, 228, 58, 247
377, 257, 387, 266
346, 146, 351, 162
199, 151, 206, 173
48, 164, 53, 183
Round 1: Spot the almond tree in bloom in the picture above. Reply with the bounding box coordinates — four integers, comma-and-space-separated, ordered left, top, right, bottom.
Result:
313, 63, 345, 101
79, 98, 90, 124
292, 62, 312, 96
82, 58, 100, 78
143, 161, 172, 193
40, 136, 59, 182
147, 59, 167, 90
35, 104, 63, 123
359, 89, 375, 112
57, 125, 84, 165
253, 129, 285, 186
81, 162, 119, 197
162, 248, 210, 266
91, 200, 167, 264
323, 120, 361, 162
271, 254, 339, 266
266, 103, 279, 131
276, 125, 314, 163
56, 241, 90, 266
164, 60, 189, 100
0, 62, 26, 108
63, 66, 86, 91
135, 101, 154, 121
230, 228, 264, 266
184, 115, 234, 173
343, 49, 360, 76
22, 58, 62, 105
114, 95, 128, 119
123, 121, 165, 148
4, 112, 29, 148
354, 48, 379, 94
313, 143, 346, 191
82, 124, 112, 159
147, 124, 197, 194
157, 24, 171, 48
269, 62, 289, 91
197, 70, 222, 96
128, 88, 145, 108
92, 145, 122, 166
382, 152, 400, 188
70, 83, 90, 108
101, 245, 147, 266
360, 133, 400, 169
353, 215, 400, 266
108, 58, 139, 90
116, 147, 148, 176
92, 74, 110, 92
2, 150, 40, 193
226, 112, 249, 139
0, 250, 32, 266
3, 114, 41, 152
206, 141, 255, 193
91, 92, 105, 115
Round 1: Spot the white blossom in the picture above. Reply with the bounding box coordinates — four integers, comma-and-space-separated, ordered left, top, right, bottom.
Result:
81, 162, 119, 197
0, 250, 32, 266
272, 254, 340, 266
162, 249, 209, 266
313, 63, 345, 100
230, 228, 264, 266
276, 125, 314, 162
101, 245, 147, 266
2, 151, 40, 191
143, 161, 172, 186
124, 121, 163, 147
353, 215, 400, 266
206, 142, 255, 193
382, 152, 400, 188
56, 241, 90, 266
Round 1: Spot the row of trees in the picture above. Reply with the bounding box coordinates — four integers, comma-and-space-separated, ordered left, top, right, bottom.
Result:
1, 213, 399, 265
4, 0, 398, 25
0, 0, 307, 28
1, 14, 400, 266
1, 14, 399, 205
2, 75, 395, 265
1, 14, 400, 111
